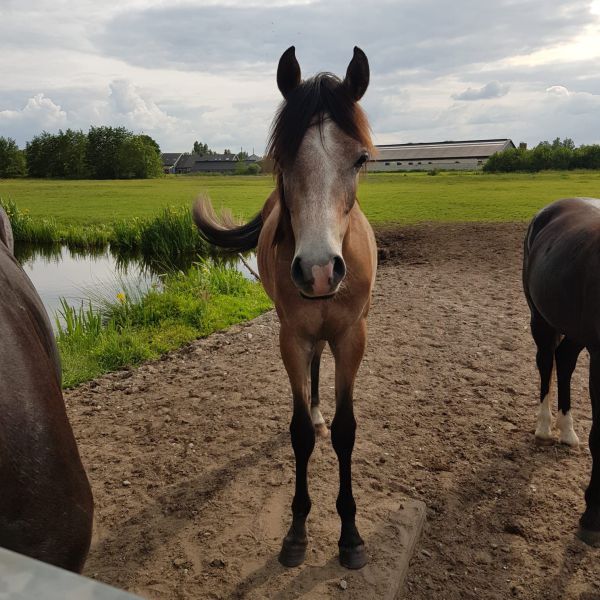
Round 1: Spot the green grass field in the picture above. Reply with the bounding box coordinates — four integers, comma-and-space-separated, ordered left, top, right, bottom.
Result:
3, 170, 598, 387
2, 171, 600, 227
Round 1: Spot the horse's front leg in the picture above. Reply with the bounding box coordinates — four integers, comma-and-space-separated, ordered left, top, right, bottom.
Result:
278, 327, 315, 567
579, 350, 600, 545
331, 319, 367, 569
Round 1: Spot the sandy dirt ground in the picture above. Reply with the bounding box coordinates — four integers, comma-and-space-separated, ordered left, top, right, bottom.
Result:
67, 223, 600, 599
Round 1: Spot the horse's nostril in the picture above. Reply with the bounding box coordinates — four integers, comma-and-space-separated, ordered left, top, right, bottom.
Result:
291, 256, 305, 285
332, 255, 346, 284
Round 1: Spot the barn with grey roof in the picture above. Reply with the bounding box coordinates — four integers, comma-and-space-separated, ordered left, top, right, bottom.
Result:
368, 139, 515, 171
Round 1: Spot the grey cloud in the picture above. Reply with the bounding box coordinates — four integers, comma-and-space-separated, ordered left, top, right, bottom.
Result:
460, 57, 600, 96
453, 81, 510, 101
94, 0, 592, 79
2, 0, 599, 151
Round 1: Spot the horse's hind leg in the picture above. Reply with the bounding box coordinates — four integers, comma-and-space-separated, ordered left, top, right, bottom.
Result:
331, 320, 368, 569
555, 336, 583, 447
278, 327, 315, 567
311, 341, 328, 438
578, 349, 600, 546
530, 310, 560, 444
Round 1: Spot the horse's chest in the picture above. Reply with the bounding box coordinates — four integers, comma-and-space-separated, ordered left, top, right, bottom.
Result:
279, 296, 365, 341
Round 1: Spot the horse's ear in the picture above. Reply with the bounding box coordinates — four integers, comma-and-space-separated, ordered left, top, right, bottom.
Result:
0, 207, 14, 254
277, 46, 301, 99
344, 47, 370, 101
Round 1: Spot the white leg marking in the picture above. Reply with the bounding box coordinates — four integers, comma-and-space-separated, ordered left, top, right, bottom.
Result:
311, 406, 325, 426
311, 406, 329, 437
557, 410, 580, 447
535, 393, 554, 441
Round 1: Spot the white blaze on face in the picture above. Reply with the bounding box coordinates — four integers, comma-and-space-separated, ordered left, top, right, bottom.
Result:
557, 410, 579, 447
288, 120, 348, 269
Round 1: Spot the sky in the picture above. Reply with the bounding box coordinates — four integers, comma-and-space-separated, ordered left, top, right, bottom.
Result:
1, 0, 600, 153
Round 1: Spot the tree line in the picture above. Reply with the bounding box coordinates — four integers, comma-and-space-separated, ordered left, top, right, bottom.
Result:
191, 140, 249, 160
484, 138, 600, 172
0, 127, 163, 179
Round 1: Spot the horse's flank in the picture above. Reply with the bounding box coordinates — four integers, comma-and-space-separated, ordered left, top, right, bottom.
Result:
0, 216, 93, 572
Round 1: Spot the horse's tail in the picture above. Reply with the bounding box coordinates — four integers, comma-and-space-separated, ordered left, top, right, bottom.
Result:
192, 194, 263, 253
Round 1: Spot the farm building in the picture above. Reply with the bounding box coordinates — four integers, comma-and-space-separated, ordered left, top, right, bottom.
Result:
160, 153, 183, 174
162, 152, 262, 174
368, 139, 515, 172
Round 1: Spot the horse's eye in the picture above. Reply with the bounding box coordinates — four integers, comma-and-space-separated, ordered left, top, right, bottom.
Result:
354, 153, 369, 169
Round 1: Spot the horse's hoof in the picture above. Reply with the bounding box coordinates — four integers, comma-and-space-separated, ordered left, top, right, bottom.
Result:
315, 423, 329, 438
577, 527, 600, 547
558, 437, 580, 449
279, 538, 307, 567
535, 434, 555, 446
339, 544, 368, 570
558, 433, 580, 448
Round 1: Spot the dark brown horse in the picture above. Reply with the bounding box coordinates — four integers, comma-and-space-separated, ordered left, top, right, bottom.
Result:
0, 208, 93, 571
194, 47, 376, 568
524, 197, 600, 546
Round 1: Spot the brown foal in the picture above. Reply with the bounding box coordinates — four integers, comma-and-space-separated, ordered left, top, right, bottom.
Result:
194, 46, 377, 569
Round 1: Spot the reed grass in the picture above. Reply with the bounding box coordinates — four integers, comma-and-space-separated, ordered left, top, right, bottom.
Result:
1, 198, 210, 262
138, 206, 209, 258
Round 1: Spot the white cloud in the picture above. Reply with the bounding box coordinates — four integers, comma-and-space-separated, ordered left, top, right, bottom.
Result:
0, 94, 67, 141
546, 85, 570, 96
107, 80, 182, 132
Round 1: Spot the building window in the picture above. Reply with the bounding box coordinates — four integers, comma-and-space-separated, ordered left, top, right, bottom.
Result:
396, 162, 402, 165
455, 161, 460, 164
408, 162, 413, 165
428, 161, 433, 164
385, 162, 390, 166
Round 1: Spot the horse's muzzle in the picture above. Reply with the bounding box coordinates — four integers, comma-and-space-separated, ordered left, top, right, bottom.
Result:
291, 255, 346, 298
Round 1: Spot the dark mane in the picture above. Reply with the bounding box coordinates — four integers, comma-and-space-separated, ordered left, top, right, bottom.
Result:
266, 72, 373, 172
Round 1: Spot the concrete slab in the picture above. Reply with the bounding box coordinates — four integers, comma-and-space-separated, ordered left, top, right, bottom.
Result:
236, 499, 426, 600
0, 548, 141, 600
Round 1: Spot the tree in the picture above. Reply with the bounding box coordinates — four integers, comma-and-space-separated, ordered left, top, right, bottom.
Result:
118, 135, 163, 178
87, 126, 131, 178
552, 137, 575, 150
192, 141, 215, 156
26, 132, 56, 177
234, 161, 261, 175
483, 137, 599, 172
0, 137, 26, 177
55, 129, 88, 178
139, 134, 160, 155
237, 150, 249, 160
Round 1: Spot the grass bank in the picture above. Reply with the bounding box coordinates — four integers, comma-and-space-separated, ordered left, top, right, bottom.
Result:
55, 261, 271, 388
2, 171, 600, 229
0, 198, 214, 261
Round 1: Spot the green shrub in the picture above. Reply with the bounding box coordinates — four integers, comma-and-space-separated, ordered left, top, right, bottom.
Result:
140, 206, 208, 260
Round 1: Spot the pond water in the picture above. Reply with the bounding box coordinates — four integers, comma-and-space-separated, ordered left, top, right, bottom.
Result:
14, 243, 258, 328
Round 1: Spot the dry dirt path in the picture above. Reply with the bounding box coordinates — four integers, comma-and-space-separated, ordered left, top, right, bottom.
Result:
67, 223, 600, 599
